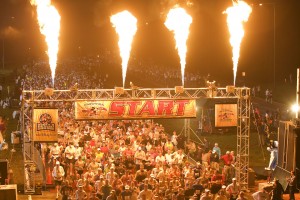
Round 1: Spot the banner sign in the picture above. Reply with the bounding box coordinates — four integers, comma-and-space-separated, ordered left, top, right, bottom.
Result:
33, 109, 58, 141
215, 104, 237, 127
75, 99, 196, 120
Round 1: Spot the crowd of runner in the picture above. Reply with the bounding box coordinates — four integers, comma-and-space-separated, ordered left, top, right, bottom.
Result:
0, 52, 289, 200
37, 114, 242, 200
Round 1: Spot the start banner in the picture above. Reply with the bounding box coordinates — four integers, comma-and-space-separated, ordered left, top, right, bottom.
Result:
33, 109, 58, 142
75, 99, 196, 120
215, 104, 237, 127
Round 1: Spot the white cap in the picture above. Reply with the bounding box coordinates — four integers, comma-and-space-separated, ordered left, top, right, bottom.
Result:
125, 185, 130, 189
232, 178, 236, 181
56, 161, 60, 165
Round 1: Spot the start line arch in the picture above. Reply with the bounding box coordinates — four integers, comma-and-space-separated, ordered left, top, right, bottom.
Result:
21, 86, 250, 193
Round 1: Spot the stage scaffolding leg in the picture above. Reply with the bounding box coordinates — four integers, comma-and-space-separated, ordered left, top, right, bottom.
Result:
236, 88, 250, 189
22, 93, 36, 194
183, 119, 204, 146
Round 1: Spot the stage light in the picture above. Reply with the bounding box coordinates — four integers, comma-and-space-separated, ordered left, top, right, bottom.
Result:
130, 81, 140, 90
175, 86, 184, 94
44, 88, 54, 96
115, 87, 124, 95
292, 104, 299, 113
207, 81, 216, 97
226, 85, 235, 93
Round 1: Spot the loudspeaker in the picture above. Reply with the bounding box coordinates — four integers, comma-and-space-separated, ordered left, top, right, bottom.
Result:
277, 122, 299, 171
248, 168, 255, 187
294, 127, 300, 189
277, 122, 300, 190
0, 159, 8, 185
0, 184, 17, 200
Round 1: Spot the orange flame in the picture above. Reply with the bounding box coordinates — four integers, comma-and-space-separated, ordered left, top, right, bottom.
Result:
165, 7, 192, 86
224, 0, 252, 86
111, 11, 137, 87
31, 0, 60, 86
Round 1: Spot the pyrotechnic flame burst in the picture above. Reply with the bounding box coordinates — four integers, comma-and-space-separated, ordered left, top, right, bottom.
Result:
30, 0, 60, 86
165, 7, 192, 86
224, 0, 252, 86
110, 11, 137, 87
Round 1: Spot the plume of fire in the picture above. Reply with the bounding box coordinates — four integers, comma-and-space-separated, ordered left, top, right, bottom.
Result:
30, 0, 60, 86
224, 0, 252, 86
164, 7, 192, 86
110, 11, 137, 87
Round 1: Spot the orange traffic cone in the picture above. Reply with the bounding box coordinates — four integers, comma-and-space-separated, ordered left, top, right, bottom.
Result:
46, 167, 52, 185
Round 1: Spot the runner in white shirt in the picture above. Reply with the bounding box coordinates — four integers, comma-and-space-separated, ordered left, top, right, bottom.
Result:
74, 144, 82, 161
50, 143, 61, 166
155, 152, 165, 164
52, 161, 65, 198
165, 150, 174, 165
173, 149, 185, 164
64, 142, 76, 175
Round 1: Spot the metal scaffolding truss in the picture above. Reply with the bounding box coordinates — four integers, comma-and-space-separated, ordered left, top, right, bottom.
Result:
22, 87, 250, 193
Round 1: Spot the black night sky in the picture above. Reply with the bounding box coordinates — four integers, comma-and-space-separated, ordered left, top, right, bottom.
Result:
0, 0, 299, 87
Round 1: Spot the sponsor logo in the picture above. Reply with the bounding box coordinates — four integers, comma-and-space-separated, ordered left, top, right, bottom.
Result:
37, 113, 55, 131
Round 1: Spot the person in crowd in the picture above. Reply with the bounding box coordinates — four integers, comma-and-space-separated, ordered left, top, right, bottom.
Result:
226, 178, 240, 200
236, 191, 247, 200
64, 142, 76, 175
210, 150, 220, 171
213, 143, 221, 158
75, 182, 87, 200
265, 141, 278, 171
52, 161, 65, 198
60, 180, 73, 200
270, 179, 284, 200
252, 187, 270, 200
106, 189, 117, 200
101, 179, 113, 200
215, 185, 228, 200
286, 170, 297, 200
138, 184, 153, 200
121, 185, 132, 200
221, 151, 234, 184
200, 189, 212, 200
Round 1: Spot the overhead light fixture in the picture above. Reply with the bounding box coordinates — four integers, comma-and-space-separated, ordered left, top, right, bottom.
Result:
226, 85, 235, 93
115, 87, 124, 95
175, 86, 184, 94
44, 88, 54, 96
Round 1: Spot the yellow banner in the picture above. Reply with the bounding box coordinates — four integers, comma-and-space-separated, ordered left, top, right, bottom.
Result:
215, 104, 237, 127
75, 100, 196, 120
33, 109, 58, 141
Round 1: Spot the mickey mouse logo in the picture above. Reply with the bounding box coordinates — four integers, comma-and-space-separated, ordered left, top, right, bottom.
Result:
37, 113, 55, 131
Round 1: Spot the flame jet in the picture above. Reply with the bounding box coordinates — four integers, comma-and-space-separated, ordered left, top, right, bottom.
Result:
224, 0, 252, 86
30, 0, 60, 86
165, 7, 192, 86
111, 11, 137, 87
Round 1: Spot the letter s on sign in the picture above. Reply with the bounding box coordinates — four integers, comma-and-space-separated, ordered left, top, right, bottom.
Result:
109, 101, 125, 117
